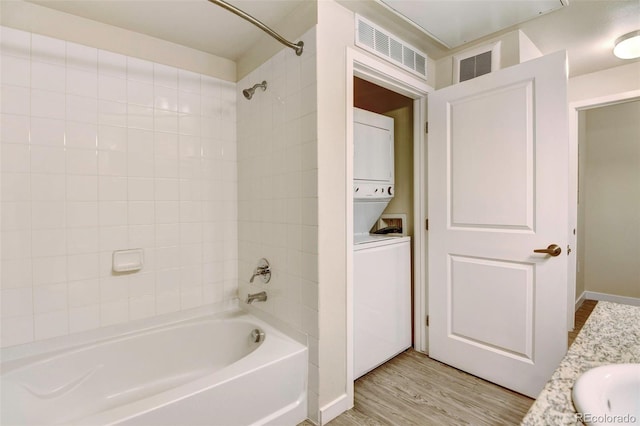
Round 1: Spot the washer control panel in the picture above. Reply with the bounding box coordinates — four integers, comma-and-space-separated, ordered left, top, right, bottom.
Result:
354, 183, 394, 199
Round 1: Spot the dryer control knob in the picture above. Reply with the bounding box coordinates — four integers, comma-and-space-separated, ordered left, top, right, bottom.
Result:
388, 186, 393, 196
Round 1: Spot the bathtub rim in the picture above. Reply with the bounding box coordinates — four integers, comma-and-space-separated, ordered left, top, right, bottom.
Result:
1, 298, 306, 369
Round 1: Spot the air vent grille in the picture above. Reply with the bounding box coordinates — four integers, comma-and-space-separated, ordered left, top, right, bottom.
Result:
355, 15, 428, 79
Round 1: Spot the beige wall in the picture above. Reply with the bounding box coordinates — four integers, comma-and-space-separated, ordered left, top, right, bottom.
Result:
382, 107, 414, 237
569, 62, 640, 103
316, 0, 352, 415
236, 1, 317, 81
576, 110, 587, 299
579, 100, 640, 299
0, 0, 235, 81
435, 30, 541, 89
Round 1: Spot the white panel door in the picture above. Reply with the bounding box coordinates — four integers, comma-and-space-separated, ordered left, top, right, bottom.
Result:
428, 51, 569, 398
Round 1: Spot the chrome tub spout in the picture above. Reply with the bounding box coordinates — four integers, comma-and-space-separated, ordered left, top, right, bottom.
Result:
247, 291, 267, 304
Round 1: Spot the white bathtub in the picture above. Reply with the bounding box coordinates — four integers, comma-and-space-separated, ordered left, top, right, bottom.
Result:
0, 307, 308, 426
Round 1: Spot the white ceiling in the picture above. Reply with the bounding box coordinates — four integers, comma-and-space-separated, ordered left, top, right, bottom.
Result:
379, 0, 566, 48
24, 0, 640, 77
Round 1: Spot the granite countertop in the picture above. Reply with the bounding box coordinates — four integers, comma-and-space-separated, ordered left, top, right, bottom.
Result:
521, 301, 640, 426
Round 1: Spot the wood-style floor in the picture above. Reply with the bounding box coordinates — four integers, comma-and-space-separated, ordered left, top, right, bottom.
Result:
301, 301, 597, 426
569, 299, 597, 346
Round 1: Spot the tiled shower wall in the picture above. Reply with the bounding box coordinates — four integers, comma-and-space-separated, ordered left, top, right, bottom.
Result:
0, 26, 238, 347
236, 28, 319, 420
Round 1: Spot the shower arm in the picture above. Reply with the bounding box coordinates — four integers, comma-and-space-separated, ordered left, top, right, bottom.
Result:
207, 0, 304, 56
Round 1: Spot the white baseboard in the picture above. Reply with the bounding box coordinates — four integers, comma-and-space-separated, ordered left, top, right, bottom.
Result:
319, 393, 350, 425
575, 291, 587, 311
584, 291, 640, 307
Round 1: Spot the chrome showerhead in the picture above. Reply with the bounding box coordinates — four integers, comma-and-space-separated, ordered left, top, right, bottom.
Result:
243, 80, 267, 100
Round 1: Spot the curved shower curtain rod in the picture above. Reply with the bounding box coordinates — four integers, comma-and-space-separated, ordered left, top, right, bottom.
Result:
207, 0, 304, 56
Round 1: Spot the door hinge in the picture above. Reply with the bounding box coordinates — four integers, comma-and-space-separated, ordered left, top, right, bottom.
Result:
425, 219, 429, 230
426, 315, 429, 327
425, 122, 429, 134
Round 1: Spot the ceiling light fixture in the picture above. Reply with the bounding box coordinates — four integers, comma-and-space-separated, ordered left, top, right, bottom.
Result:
613, 30, 640, 59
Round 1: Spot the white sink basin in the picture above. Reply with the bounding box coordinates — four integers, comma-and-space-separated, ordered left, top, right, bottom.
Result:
572, 363, 640, 425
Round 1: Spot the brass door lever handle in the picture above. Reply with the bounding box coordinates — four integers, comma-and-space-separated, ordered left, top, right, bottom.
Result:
534, 244, 562, 257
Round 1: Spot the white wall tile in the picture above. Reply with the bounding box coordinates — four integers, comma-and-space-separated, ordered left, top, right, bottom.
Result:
128, 178, 154, 200
31, 146, 65, 174
31, 89, 65, 119
99, 201, 127, 227
1, 113, 30, 143
98, 150, 127, 176
154, 63, 178, 88
34, 310, 69, 340
100, 300, 128, 326
127, 151, 154, 177
129, 224, 155, 247
99, 226, 127, 251
1, 258, 32, 289
0, 27, 30, 59
67, 149, 98, 175
68, 279, 100, 308
1, 86, 30, 115
0, 27, 238, 348
31, 34, 65, 66
67, 253, 100, 282
98, 74, 127, 103
32, 229, 66, 257
32, 201, 65, 229
154, 110, 178, 134
32, 256, 67, 286
1, 287, 33, 317
67, 202, 99, 228
127, 105, 154, 130
67, 227, 99, 254
69, 305, 100, 333
1, 143, 30, 173
67, 68, 98, 97
98, 100, 127, 127
154, 86, 178, 111
127, 80, 154, 107
67, 95, 98, 124
1, 315, 34, 347
178, 69, 200, 93
31, 61, 65, 92
127, 57, 153, 83
98, 50, 127, 78
97, 125, 126, 152
67, 175, 98, 201
31, 174, 65, 201
99, 176, 127, 201
66, 42, 97, 72
30, 117, 65, 147
67, 122, 98, 150
2, 230, 32, 261
33, 283, 68, 314
1, 54, 30, 87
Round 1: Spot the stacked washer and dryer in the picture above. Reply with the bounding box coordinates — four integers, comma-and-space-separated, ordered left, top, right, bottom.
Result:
353, 107, 412, 379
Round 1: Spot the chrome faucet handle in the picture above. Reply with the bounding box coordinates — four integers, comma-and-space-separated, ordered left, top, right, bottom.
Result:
249, 258, 271, 283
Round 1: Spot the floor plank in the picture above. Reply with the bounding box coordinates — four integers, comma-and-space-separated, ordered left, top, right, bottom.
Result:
300, 301, 597, 425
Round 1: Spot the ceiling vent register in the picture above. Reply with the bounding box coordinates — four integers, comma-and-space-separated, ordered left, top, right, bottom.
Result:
355, 15, 428, 80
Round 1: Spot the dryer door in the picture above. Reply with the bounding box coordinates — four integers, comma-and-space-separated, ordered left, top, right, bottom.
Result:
354, 108, 394, 184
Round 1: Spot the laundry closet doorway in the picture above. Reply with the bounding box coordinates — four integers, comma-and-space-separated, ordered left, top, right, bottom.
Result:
345, 48, 431, 406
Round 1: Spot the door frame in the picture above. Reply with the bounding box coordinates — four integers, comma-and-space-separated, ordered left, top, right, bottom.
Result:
568, 88, 640, 328
345, 47, 432, 407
